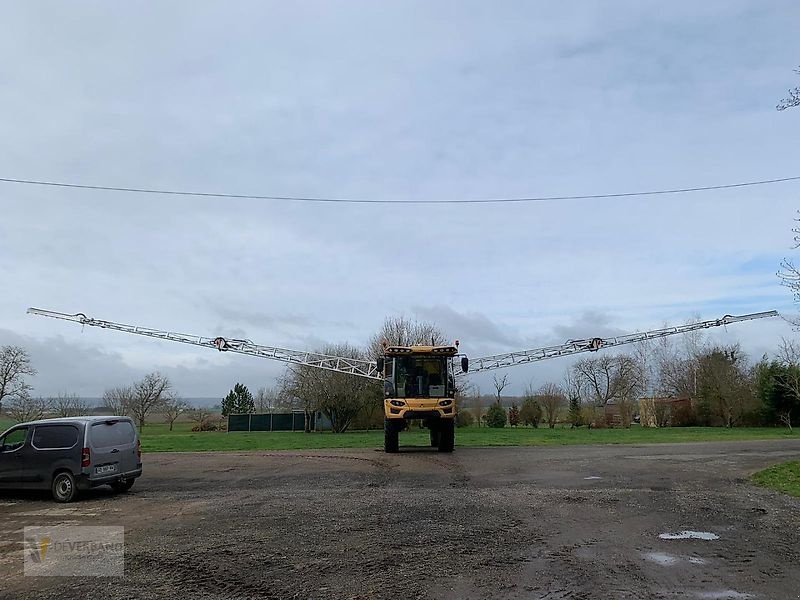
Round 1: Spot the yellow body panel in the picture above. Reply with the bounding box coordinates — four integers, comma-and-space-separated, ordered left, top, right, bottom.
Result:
384, 397, 456, 420
384, 345, 458, 356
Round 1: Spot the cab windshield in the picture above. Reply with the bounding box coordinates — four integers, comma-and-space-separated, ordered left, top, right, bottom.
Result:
389, 356, 449, 398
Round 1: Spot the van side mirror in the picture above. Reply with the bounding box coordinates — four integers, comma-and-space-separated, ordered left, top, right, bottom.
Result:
376, 357, 384, 374
461, 357, 469, 373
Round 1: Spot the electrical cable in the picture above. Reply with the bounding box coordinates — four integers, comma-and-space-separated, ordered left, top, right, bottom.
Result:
1, 175, 798, 205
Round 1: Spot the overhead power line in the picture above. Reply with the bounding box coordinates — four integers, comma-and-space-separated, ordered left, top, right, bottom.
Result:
1, 174, 798, 205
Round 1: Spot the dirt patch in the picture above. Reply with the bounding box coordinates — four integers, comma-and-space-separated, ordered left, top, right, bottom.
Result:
1, 441, 799, 599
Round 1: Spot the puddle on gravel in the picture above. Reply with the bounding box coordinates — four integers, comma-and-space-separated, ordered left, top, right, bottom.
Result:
583, 476, 602, 480
659, 531, 719, 540
696, 592, 753, 599
643, 552, 707, 566
644, 552, 679, 565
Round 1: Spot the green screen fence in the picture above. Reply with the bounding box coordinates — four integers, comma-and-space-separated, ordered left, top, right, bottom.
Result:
228, 411, 320, 432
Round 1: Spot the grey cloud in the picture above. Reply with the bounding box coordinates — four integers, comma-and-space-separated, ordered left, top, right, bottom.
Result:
550, 311, 628, 344
208, 304, 311, 331
411, 305, 526, 349
0, 329, 285, 399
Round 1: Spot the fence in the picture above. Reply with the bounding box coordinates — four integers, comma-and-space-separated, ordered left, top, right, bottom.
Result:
228, 411, 328, 432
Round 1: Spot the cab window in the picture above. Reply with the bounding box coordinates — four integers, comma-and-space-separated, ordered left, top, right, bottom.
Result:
0, 427, 29, 452
394, 356, 448, 398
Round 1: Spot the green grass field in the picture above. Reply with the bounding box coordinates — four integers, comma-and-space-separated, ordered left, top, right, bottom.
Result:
752, 461, 800, 498
137, 424, 797, 452
1, 419, 796, 453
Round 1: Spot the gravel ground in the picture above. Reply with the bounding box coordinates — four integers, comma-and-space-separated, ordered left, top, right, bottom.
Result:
1, 440, 800, 599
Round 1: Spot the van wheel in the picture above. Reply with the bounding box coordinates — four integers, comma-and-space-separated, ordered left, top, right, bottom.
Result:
111, 479, 135, 493
52, 472, 78, 503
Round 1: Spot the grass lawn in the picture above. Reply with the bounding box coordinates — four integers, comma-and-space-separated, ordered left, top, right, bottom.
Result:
111, 422, 800, 452
1, 418, 796, 453
752, 461, 800, 498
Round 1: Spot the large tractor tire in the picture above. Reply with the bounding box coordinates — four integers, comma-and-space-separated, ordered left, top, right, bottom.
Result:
437, 419, 455, 453
384, 419, 400, 453
429, 427, 440, 447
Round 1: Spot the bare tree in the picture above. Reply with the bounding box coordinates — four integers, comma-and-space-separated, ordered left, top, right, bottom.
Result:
777, 66, 800, 111
573, 354, 644, 427
779, 215, 800, 326
255, 386, 284, 413
492, 374, 509, 405
284, 343, 380, 433
163, 394, 189, 432
103, 386, 133, 415
127, 372, 171, 429
632, 339, 657, 398
7, 393, 46, 423
537, 383, 566, 429
774, 338, 800, 430
368, 316, 447, 359
281, 366, 319, 432
573, 355, 643, 407
653, 335, 697, 399
48, 392, 90, 417
472, 386, 484, 427
0, 346, 36, 416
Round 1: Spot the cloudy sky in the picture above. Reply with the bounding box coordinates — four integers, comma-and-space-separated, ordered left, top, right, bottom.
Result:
1, 1, 799, 398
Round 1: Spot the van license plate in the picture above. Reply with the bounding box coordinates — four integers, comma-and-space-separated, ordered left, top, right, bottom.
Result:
96, 465, 117, 475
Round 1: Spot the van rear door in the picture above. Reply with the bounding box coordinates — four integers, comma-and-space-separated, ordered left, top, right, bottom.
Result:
88, 420, 138, 479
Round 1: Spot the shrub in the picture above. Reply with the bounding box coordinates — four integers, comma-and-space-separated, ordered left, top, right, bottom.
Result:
580, 405, 608, 428
508, 403, 520, 427
191, 421, 220, 432
568, 396, 584, 428
520, 398, 542, 427
671, 402, 697, 427
456, 409, 475, 427
485, 403, 507, 428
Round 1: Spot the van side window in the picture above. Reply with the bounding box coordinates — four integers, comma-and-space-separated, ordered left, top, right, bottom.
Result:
32, 425, 80, 450
0, 427, 28, 452
90, 421, 135, 448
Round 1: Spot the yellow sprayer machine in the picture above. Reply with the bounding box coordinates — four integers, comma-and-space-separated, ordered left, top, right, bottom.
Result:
27, 308, 778, 453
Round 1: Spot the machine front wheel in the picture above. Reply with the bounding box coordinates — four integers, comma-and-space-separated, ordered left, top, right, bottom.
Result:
384, 419, 399, 453
437, 419, 455, 453
429, 428, 440, 447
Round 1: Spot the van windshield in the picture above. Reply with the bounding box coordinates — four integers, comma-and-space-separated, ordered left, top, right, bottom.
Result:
91, 421, 135, 448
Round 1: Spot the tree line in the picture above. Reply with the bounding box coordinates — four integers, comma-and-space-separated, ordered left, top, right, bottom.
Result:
4, 313, 800, 433
460, 332, 800, 430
